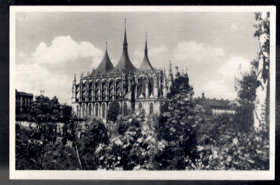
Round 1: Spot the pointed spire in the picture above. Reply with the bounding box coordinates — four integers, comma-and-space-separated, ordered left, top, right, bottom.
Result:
123, 18, 127, 50
106, 37, 108, 51
169, 60, 172, 74
74, 74, 76, 82
145, 32, 148, 55
110, 18, 137, 75
139, 32, 154, 71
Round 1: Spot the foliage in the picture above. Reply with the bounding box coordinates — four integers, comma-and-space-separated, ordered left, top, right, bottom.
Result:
107, 100, 120, 122
75, 116, 109, 170
16, 124, 44, 170
30, 95, 72, 127
190, 131, 269, 170
95, 110, 167, 170
156, 72, 200, 170
235, 59, 258, 105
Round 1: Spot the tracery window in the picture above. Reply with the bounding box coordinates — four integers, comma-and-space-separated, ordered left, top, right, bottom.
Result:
149, 103, 153, 115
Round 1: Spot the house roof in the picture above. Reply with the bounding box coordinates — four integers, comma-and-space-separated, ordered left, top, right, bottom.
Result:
195, 98, 231, 108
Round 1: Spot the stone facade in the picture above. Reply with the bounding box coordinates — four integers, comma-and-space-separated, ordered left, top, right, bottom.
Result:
15, 89, 33, 113
72, 21, 173, 120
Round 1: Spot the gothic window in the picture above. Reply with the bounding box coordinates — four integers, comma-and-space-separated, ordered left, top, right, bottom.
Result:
83, 104, 86, 117
77, 105, 80, 117
142, 79, 145, 94
139, 103, 142, 110
95, 104, 98, 116
102, 104, 105, 118
149, 78, 154, 95
124, 102, 128, 116
118, 103, 122, 115
149, 103, 153, 115
89, 104, 92, 116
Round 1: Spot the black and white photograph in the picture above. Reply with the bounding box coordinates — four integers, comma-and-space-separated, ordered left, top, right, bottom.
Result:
10, 6, 276, 180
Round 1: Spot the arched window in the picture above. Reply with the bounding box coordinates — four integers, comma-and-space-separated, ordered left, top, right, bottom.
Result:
149, 103, 153, 115
89, 104, 92, 116
142, 79, 145, 94
149, 78, 154, 96
102, 104, 105, 118
124, 102, 128, 116
77, 105, 80, 117
139, 103, 142, 110
118, 103, 122, 115
83, 104, 86, 117
95, 104, 98, 116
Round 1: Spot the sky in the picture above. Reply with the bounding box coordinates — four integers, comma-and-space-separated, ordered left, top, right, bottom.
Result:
14, 9, 260, 106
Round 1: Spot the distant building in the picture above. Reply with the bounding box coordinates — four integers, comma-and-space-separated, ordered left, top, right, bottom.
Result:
195, 92, 239, 114
16, 89, 33, 114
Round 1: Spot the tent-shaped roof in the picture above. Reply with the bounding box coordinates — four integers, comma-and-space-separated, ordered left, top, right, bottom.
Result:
139, 33, 154, 71
110, 19, 138, 75
91, 45, 114, 76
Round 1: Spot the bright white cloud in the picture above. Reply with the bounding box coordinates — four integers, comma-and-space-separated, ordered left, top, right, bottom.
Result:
202, 80, 237, 100
173, 41, 224, 62
16, 63, 72, 105
16, 35, 104, 105
33, 35, 103, 66
218, 56, 251, 79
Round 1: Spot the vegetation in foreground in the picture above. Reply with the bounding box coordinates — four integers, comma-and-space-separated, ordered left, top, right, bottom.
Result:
16, 70, 269, 171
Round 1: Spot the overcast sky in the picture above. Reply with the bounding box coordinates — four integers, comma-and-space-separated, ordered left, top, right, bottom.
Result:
15, 9, 260, 105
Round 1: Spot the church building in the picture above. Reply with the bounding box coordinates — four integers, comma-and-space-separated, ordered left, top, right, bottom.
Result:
71, 20, 173, 120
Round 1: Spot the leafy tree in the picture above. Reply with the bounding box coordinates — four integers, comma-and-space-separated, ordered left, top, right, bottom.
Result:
157, 71, 199, 170
235, 59, 258, 132
75, 116, 109, 170
107, 100, 120, 122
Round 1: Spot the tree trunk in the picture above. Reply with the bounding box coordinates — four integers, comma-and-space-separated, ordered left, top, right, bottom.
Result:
254, 13, 270, 132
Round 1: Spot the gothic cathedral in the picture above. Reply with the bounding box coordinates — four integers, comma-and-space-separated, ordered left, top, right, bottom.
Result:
71, 20, 173, 120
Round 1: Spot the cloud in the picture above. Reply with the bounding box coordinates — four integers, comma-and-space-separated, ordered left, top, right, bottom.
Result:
201, 80, 237, 100
231, 23, 239, 30
134, 44, 168, 68
16, 63, 72, 105
218, 56, 251, 79
173, 41, 224, 62
16, 35, 105, 105
33, 35, 103, 67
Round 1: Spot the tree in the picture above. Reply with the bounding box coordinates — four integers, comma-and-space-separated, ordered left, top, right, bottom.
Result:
75, 116, 109, 170
253, 12, 270, 132
157, 70, 198, 169
107, 100, 120, 122
235, 59, 258, 132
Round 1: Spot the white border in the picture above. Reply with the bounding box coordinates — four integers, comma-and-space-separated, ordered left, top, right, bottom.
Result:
10, 6, 276, 180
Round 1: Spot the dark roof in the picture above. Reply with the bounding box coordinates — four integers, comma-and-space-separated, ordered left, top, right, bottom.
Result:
139, 34, 154, 71
15, 90, 33, 97
91, 49, 114, 76
195, 98, 231, 108
110, 24, 138, 75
